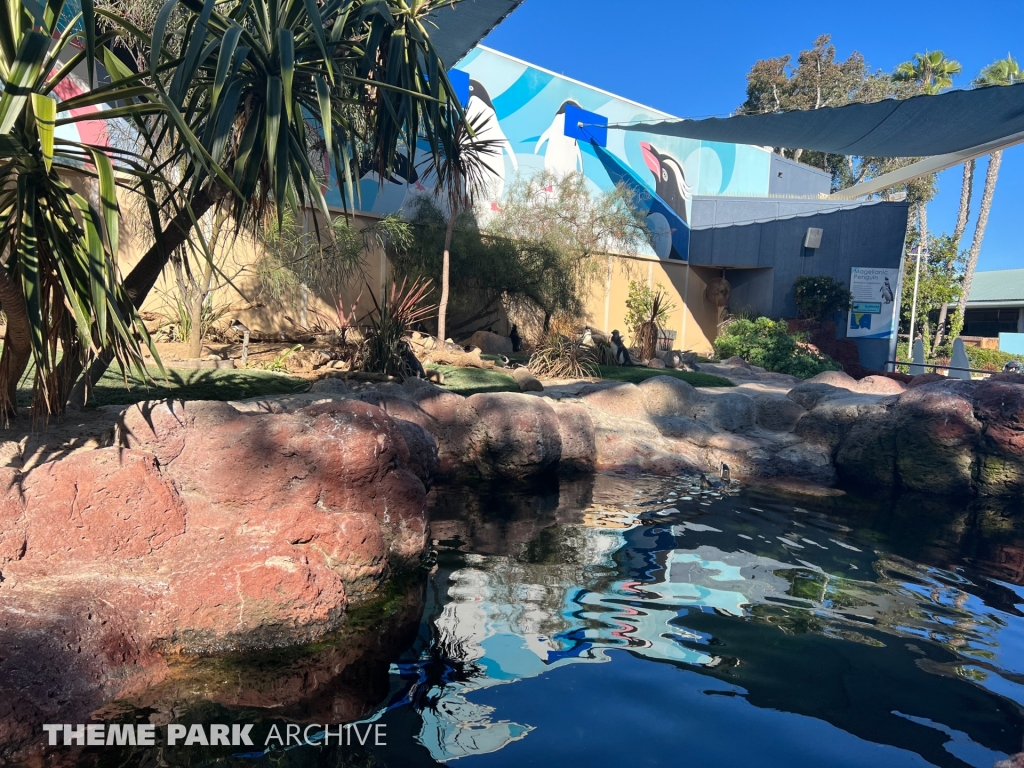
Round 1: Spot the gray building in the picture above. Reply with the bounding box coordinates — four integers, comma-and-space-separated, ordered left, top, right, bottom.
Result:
688, 196, 910, 370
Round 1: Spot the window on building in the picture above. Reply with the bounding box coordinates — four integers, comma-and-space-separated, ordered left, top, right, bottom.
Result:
963, 308, 1020, 338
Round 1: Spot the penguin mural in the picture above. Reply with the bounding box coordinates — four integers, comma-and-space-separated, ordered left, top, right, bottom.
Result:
880, 277, 894, 304
467, 78, 518, 207
640, 142, 691, 226
591, 141, 691, 260
360, 150, 420, 214
536, 101, 585, 179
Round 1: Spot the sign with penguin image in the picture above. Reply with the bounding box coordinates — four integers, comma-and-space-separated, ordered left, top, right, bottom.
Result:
848, 267, 900, 339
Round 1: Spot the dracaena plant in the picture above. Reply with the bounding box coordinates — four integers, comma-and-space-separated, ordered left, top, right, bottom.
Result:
0, 0, 165, 420
68, 0, 467, 407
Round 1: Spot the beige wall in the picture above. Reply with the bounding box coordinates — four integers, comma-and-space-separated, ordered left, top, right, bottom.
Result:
112, 193, 719, 353
582, 253, 719, 355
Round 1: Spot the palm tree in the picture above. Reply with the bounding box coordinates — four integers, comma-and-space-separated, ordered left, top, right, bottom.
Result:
950, 55, 1022, 340
66, 0, 465, 406
0, 0, 163, 419
421, 113, 503, 343
893, 51, 963, 94
933, 158, 975, 347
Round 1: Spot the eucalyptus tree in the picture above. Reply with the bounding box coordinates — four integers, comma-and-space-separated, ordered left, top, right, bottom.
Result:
0, 0, 166, 419
68, 0, 465, 405
950, 55, 1022, 340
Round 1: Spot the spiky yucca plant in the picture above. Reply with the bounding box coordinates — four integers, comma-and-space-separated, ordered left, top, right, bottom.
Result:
362, 277, 435, 378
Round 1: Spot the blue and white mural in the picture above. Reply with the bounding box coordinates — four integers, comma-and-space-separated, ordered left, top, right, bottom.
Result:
326, 46, 774, 261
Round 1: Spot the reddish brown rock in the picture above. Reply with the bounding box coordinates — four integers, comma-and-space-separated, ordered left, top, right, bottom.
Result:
21, 450, 186, 564
893, 383, 982, 494
638, 375, 700, 418
551, 401, 596, 472
0, 468, 26, 565
972, 380, 1024, 495
908, 372, 948, 388
856, 375, 906, 395
0, 398, 431, 760
464, 392, 563, 477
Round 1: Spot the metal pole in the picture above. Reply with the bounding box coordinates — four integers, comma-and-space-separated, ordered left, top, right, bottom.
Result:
908, 244, 924, 346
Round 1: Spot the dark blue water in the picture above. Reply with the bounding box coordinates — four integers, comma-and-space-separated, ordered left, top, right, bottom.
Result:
84, 474, 1024, 768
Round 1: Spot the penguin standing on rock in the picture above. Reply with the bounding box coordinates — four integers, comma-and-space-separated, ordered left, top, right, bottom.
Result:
509, 324, 522, 353
610, 330, 633, 366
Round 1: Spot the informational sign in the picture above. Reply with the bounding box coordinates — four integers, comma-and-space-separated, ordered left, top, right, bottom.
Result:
848, 267, 899, 339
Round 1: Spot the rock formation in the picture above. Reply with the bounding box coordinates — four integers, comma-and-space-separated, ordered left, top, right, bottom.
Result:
0, 399, 431, 757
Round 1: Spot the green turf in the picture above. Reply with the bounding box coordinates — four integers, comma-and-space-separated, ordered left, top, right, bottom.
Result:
435, 365, 519, 396
596, 365, 734, 388
16, 366, 309, 408
435, 362, 733, 396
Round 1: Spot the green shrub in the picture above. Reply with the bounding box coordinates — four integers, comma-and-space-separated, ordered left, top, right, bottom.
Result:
793, 276, 853, 321
714, 317, 842, 379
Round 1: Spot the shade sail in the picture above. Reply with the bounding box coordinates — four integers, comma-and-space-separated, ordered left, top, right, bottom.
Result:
425, 0, 525, 67
621, 83, 1024, 158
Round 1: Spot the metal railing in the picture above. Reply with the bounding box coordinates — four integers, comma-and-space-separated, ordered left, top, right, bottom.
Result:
886, 360, 1012, 376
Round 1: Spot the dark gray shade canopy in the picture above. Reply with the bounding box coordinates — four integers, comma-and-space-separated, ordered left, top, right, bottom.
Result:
424, 0, 524, 67
622, 83, 1024, 158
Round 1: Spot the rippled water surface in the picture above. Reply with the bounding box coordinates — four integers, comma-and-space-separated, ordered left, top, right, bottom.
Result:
89, 475, 1024, 768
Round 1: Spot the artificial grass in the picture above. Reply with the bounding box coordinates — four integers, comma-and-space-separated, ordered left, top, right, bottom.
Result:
596, 365, 734, 388
435, 362, 734, 397
435, 365, 519, 396
16, 366, 309, 408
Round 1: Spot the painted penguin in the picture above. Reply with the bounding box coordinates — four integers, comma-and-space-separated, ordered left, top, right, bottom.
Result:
467, 79, 518, 204
536, 101, 585, 179
880, 277, 894, 304
640, 142, 692, 225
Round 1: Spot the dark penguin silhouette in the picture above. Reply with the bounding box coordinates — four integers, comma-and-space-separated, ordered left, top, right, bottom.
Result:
640, 142, 691, 225
509, 324, 522, 353
880, 277, 894, 304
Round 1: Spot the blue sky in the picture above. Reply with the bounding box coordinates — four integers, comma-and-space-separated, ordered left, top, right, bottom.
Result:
483, 0, 1023, 273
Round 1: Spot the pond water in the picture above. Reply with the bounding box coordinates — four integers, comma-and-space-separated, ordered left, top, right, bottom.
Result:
85, 474, 1024, 768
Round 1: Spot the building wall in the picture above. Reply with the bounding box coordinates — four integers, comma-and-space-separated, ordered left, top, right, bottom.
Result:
768, 154, 831, 198
326, 46, 774, 263
689, 197, 911, 369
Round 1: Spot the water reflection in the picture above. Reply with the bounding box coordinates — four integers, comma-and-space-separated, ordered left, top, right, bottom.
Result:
381, 476, 1024, 768
66, 475, 1024, 768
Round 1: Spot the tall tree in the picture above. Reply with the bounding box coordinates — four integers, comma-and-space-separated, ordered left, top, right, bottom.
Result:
950, 56, 1022, 339
418, 113, 503, 343
738, 35, 929, 191
933, 159, 974, 347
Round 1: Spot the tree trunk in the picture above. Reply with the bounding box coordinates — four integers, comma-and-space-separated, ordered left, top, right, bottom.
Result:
952, 151, 1002, 340
0, 268, 32, 420
934, 159, 976, 347
66, 183, 226, 408
437, 208, 457, 343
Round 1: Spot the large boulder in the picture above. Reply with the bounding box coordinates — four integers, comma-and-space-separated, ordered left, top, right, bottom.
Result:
752, 394, 806, 432
638, 375, 700, 418
463, 330, 513, 356
835, 408, 898, 487
893, 382, 981, 494
972, 380, 1024, 495
464, 392, 563, 478
0, 398, 432, 753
